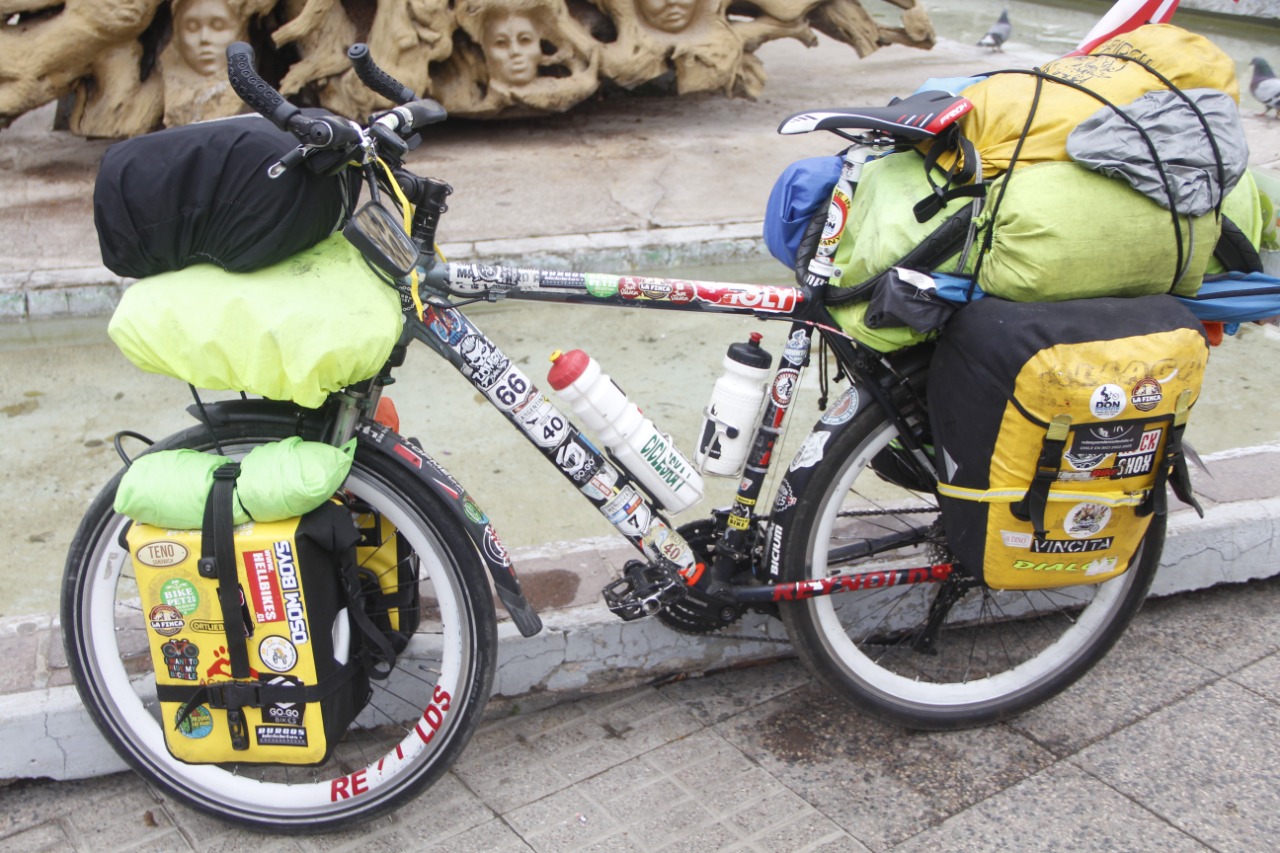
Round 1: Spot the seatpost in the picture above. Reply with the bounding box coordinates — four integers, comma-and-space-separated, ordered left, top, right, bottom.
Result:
802, 137, 891, 288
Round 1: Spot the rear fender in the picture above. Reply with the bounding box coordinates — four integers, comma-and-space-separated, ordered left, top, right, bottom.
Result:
189, 399, 543, 637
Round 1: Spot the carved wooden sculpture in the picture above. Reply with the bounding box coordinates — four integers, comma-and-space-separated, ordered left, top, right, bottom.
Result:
0, 0, 933, 133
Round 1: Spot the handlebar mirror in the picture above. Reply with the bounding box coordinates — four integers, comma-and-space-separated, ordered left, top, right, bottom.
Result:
343, 202, 420, 278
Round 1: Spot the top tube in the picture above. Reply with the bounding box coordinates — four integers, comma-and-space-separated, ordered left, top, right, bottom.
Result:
425, 260, 811, 318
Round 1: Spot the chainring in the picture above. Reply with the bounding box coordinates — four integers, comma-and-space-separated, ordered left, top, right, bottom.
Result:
656, 519, 746, 635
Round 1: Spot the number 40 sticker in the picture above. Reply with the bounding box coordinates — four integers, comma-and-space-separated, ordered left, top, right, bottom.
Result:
514, 394, 569, 448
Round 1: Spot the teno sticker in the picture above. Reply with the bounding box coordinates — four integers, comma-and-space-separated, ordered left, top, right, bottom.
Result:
135, 540, 188, 568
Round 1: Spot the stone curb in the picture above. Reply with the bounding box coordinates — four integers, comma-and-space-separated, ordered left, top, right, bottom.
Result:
3, 443, 1277, 783
0, 221, 772, 321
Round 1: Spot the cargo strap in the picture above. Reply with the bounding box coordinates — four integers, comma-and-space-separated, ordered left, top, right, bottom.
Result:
913, 127, 985, 224
191, 463, 251, 748
1140, 389, 1204, 519
1010, 414, 1073, 539
162, 659, 363, 724
199, 464, 251, 680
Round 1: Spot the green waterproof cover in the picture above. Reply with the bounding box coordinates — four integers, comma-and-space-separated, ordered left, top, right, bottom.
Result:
108, 235, 403, 408
114, 438, 356, 528
975, 161, 1219, 300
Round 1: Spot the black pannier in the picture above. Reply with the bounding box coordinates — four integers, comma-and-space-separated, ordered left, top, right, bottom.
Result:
94, 114, 358, 278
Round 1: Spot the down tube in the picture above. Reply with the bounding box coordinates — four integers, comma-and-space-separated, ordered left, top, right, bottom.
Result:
407, 304, 702, 577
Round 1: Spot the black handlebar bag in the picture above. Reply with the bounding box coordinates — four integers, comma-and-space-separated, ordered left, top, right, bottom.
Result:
94, 113, 358, 278
928, 295, 1208, 590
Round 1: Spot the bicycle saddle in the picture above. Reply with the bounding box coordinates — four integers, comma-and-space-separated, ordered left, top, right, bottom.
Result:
777, 90, 974, 141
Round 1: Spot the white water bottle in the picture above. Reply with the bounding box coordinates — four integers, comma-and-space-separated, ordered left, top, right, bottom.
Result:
695, 333, 773, 476
548, 349, 705, 513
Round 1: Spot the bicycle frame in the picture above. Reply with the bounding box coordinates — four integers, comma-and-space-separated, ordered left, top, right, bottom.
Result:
388, 259, 949, 614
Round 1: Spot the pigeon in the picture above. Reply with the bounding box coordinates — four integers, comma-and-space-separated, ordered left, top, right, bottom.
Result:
978, 10, 1011, 52
1249, 57, 1280, 118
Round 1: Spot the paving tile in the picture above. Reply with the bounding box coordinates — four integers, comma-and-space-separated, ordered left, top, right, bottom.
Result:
193, 832, 305, 853
503, 785, 625, 852
1074, 680, 1280, 853
1007, 625, 1219, 757
411, 817, 533, 853
752, 811, 868, 853
657, 660, 811, 726
888, 763, 1211, 853
393, 772, 496, 844
0, 821, 72, 853
715, 682, 1054, 850
1229, 651, 1280, 704
1125, 577, 1280, 676
453, 739, 576, 815
63, 784, 173, 851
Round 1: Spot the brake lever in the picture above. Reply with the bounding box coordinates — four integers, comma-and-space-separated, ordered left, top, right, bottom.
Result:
267, 146, 308, 179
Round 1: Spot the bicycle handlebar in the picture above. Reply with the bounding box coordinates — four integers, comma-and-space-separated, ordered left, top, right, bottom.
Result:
348, 43, 416, 105
226, 42, 299, 131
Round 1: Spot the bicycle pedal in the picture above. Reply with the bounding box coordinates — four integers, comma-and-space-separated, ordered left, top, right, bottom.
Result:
602, 560, 687, 621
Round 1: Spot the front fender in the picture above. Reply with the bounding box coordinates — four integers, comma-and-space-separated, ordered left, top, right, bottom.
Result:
190, 399, 543, 637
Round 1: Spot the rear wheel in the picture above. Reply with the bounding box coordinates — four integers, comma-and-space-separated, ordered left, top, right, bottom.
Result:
63, 420, 497, 831
778, 411, 1163, 730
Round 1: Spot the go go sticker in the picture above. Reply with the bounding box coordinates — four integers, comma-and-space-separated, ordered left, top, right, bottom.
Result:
1089, 384, 1127, 420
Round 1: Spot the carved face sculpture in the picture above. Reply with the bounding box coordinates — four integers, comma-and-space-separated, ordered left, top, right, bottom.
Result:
175, 0, 243, 77
82, 0, 156, 34
482, 13, 542, 87
636, 0, 699, 33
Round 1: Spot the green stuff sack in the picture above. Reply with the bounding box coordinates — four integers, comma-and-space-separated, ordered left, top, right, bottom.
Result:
115, 450, 248, 529
108, 235, 403, 409
928, 295, 1207, 590
236, 437, 356, 522
974, 162, 1219, 300
115, 439, 356, 528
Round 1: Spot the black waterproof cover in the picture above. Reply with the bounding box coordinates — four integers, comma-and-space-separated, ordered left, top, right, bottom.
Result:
94, 114, 356, 278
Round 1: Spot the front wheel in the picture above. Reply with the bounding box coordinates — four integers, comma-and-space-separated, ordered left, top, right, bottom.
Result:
62, 420, 497, 831
777, 411, 1163, 730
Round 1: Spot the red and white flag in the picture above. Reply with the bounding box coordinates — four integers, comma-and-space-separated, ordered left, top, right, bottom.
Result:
1068, 0, 1180, 56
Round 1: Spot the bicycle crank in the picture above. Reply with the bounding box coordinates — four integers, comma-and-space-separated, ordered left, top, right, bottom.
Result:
602, 560, 687, 621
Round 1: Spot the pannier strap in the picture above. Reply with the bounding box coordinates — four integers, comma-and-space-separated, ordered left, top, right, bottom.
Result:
163, 659, 363, 730
198, 463, 252, 749
1141, 389, 1203, 519
1010, 414, 1072, 539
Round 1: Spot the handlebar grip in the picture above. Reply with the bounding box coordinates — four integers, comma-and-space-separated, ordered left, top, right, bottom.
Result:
348, 43, 415, 105
226, 41, 300, 131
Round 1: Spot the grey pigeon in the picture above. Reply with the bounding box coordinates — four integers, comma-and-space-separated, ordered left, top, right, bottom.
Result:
978, 10, 1011, 52
1250, 57, 1280, 118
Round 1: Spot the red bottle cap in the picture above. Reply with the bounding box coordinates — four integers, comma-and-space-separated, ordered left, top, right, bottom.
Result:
547, 349, 591, 390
